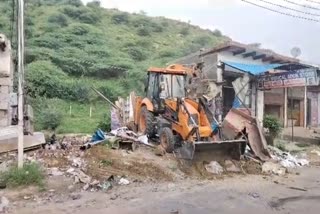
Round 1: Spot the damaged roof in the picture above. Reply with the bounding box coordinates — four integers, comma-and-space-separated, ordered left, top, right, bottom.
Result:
200, 41, 299, 64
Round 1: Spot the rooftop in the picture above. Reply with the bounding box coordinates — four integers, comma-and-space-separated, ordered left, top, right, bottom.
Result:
201, 41, 300, 64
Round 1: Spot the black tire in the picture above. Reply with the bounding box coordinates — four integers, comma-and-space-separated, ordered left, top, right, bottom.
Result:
160, 127, 175, 153
139, 106, 155, 137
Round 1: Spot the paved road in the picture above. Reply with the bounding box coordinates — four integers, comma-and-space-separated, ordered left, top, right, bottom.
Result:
13, 166, 320, 214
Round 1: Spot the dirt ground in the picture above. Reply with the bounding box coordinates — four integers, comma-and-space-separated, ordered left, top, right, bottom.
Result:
1, 140, 320, 214
5, 165, 320, 214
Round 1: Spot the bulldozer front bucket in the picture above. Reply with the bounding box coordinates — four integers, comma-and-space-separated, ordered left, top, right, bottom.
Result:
175, 140, 247, 162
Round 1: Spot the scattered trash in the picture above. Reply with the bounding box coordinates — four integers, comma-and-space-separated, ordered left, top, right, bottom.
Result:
204, 161, 223, 175
167, 183, 176, 190
118, 178, 130, 185
75, 170, 91, 184
0, 196, 9, 213
248, 192, 260, 199
288, 186, 307, 192
67, 168, 75, 174
262, 162, 286, 176
268, 146, 309, 168
69, 193, 82, 200
48, 167, 64, 176
82, 183, 90, 191
71, 157, 84, 168
310, 149, 320, 156
23, 196, 31, 200
110, 194, 119, 200
99, 181, 113, 192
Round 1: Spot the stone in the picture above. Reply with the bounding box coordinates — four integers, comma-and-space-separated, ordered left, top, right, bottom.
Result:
0, 196, 9, 213
118, 178, 130, 185
69, 193, 82, 200
167, 183, 176, 190
154, 145, 166, 156
204, 161, 223, 175
262, 162, 286, 176
48, 168, 64, 176
82, 183, 90, 191
224, 160, 241, 173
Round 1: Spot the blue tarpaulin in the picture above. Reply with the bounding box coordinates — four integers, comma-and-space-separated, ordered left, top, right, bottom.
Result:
223, 61, 283, 75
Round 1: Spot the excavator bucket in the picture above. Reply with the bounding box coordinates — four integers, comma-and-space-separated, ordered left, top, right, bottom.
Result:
175, 139, 247, 162
222, 108, 271, 161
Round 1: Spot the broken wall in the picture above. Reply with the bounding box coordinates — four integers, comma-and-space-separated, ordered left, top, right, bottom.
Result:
0, 33, 14, 127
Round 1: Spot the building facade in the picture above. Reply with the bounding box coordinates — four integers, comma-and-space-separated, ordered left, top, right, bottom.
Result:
176, 41, 319, 128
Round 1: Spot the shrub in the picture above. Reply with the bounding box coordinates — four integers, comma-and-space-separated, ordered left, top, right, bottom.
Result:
212, 29, 222, 37
111, 13, 129, 24
38, 107, 63, 130
79, 12, 100, 24
97, 113, 111, 131
127, 47, 147, 61
26, 61, 67, 98
159, 50, 176, 58
87, 0, 100, 7
180, 27, 190, 36
0, 163, 45, 188
263, 115, 282, 137
68, 24, 89, 35
64, 0, 83, 7
137, 26, 151, 36
48, 13, 68, 27
193, 35, 211, 47
62, 6, 87, 18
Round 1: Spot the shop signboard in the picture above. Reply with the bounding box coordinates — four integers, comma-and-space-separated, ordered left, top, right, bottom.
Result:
258, 68, 318, 89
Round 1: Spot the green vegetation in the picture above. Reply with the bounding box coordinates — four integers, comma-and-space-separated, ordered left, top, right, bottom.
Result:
0, 0, 225, 133
263, 115, 283, 137
0, 163, 45, 188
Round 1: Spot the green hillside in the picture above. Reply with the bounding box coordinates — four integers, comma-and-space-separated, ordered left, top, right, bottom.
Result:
0, 0, 226, 133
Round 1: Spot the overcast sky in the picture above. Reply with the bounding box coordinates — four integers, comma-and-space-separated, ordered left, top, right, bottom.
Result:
83, 0, 320, 64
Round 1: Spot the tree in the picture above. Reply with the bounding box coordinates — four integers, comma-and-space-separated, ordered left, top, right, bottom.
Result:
87, 0, 101, 7
48, 13, 68, 27
212, 29, 222, 37
111, 13, 129, 24
137, 26, 151, 36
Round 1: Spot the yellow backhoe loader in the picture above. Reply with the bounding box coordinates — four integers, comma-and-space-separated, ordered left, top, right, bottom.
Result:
133, 64, 247, 162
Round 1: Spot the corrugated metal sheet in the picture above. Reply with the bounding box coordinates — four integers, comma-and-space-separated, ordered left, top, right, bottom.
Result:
223, 61, 283, 75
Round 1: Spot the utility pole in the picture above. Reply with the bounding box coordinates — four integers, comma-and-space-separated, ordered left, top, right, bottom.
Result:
17, 0, 25, 168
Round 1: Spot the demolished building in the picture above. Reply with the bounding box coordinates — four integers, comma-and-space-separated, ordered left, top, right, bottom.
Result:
176, 41, 319, 129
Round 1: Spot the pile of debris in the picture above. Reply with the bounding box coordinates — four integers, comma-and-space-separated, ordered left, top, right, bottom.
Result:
260, 146, 309, 176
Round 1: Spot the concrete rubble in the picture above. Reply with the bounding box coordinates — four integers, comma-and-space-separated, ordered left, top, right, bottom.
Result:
262, 162, 286, 176
204, 161, 223, 175
0, 196, 9, 213
268, 146, 309, 168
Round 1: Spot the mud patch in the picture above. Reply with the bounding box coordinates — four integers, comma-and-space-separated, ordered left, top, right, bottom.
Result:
241, 160, 262, 174
84, 146, 174, 181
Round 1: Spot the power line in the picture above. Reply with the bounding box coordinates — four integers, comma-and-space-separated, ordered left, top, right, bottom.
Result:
241, 0, 320, 22
257, 0, 320, 16
305, 0, 320, 5
282, 0, 320, 11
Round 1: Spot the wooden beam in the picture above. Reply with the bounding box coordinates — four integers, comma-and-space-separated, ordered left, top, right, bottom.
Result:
253, 54, 266, 60
232, 48, 246, 56
243, 51, 256, 58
